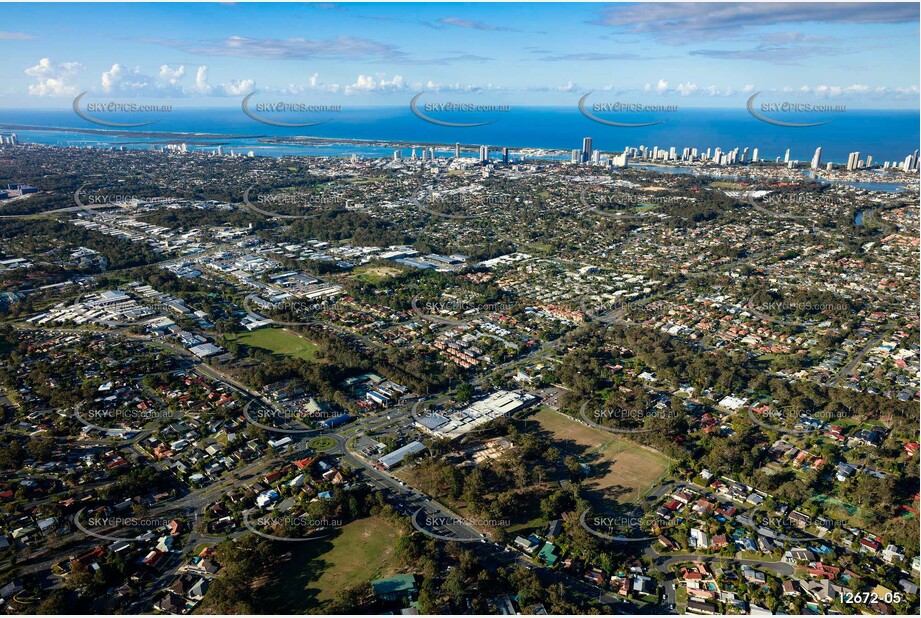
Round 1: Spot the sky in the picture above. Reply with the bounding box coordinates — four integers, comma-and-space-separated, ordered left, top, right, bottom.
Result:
0, 1, 919, 109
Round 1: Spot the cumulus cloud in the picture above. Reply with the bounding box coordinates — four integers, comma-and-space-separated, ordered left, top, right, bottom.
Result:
191, 64, 255, 96
25, 57, 83, 96
344, 73, 407, 94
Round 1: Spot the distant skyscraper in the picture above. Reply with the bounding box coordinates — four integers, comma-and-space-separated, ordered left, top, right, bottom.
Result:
216, 145, 223, 156
582, 137, 592, 162
784, 149, 790, 163
752, 148, 759, 162
865, 155, 872, 168
571, 149, 580, 164
479, 145, 489, 162
455, 142, 460, 158
847, 151, 860, 171
811, 147, 822, 170
502, 147, 509, 164
591, 150, 601, 165
393, 150, 402, 160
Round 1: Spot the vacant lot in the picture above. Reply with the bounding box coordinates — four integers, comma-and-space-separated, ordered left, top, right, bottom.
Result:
259, 516, 403, 612
227, 327, 319, 361
532, 408, 671, 509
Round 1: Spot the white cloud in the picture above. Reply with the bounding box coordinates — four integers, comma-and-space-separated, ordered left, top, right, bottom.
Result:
344, 73, 407, 94
25, 57, 83, 97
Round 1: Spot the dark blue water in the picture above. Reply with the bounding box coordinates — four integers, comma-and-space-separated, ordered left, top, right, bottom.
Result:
1, 106, 918, 164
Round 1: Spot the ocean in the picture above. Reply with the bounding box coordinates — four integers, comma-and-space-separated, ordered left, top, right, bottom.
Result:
0, 106, 918, 165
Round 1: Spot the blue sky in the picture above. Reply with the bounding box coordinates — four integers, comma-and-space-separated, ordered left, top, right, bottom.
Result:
1, 2, 918, 108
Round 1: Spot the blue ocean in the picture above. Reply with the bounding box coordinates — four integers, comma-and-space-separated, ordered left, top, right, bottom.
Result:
0, 106, 918, 165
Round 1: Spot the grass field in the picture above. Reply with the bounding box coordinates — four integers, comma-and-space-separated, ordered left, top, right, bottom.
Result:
227, 327, 320, 361
259, 516, 403, 612
352, 265, 402, 285
531, 408, 671, 509
308, 436, 337, 452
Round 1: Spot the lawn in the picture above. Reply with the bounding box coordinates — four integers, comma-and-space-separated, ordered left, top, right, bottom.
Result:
530, 408, 671, 509
308, 436, 337, 452
352, 265, 402, 285
258, 516, 404, 612
227, 327, 320, 361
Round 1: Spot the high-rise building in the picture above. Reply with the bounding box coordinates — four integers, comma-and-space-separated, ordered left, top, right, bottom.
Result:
752, 148, 759, 162
826, 162, 833, 171
502, 147, 509, 164
610, 152, 628, 168
393, 150, 402, 160
866, 155, 872, 168
571, 149, 580, 164
784, 149, 790, 163
582, 137, 593, 162
591, 150, 601, 165
846, 151, 860, 171
480, 145, 489, 162
455, 142, 460, 158
810, 147, 822, 170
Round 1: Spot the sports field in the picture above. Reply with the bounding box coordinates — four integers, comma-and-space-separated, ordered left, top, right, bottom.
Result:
227, 327, 319, 361
258, 516, 403, 612
532, 408, 671, 508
